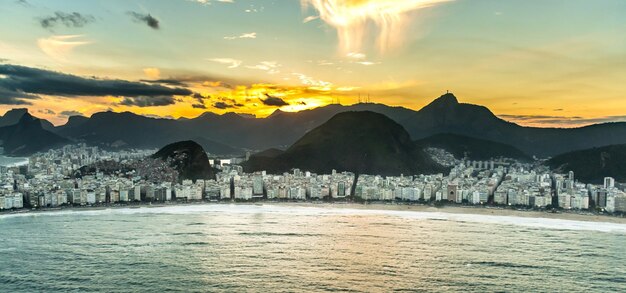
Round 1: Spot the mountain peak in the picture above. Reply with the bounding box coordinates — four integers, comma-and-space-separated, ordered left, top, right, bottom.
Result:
429, 92, 458, 107
5, 108, 29, 115
195, 111, 219, 119
0, 110, 67, 156
268, 109, 285, 118
0, 108, 30, 127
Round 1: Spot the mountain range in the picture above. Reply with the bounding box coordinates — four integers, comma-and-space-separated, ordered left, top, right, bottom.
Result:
3, 93, 626, 158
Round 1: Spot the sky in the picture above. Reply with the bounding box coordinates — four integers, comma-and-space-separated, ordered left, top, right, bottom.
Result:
0, 0, 625, 127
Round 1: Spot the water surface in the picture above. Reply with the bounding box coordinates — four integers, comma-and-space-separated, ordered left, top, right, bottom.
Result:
1, 204, 625, 292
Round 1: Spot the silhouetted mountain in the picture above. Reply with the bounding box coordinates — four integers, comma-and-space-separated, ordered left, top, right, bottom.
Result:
58, 115, 89, 131
0, 113, 68, 156
50, 93, 626, 157
401, 93, 514, 141
0, 108, 55, 131
395, 93, 626, 157
0, 108, 29, 127
547, 144, 626, 184
415, 133, 531, 161
190, 137, 243, 156
152, 140, 215, 181
244, 111, 445, 175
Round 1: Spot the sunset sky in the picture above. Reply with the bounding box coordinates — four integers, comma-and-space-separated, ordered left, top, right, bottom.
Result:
0, 0, 625, 127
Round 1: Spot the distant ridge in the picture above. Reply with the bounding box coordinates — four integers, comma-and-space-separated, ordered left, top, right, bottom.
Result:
6, 92, 626, 157
415, 133, 531, 161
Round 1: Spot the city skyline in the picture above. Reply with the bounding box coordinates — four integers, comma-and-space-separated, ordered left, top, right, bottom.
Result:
1, 0, 625, 127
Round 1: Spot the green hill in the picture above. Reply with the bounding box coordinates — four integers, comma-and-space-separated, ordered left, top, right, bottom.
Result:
244, 111, 445, 175
152, 141, 215, 181
547, 144, 626, 183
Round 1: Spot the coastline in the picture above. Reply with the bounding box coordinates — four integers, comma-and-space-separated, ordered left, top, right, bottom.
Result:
2, 200, 625, 225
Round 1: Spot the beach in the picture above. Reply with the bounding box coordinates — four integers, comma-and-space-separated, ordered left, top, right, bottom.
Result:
3, 200, 625, 225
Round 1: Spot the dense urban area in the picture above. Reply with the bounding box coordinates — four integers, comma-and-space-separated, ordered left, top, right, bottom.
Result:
1, 144, 625, 215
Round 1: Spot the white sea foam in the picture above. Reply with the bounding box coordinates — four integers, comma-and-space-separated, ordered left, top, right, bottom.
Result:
1, 204, 625, 234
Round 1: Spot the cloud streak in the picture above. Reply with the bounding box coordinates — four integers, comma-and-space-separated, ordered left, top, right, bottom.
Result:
246, 61, 280, 74
499, 114, 626, 127
209, 58, 242, 68
37, 35, 91, 61
119, 96, 175, 107
224, 32, 257, 40
128, 12, 160, 29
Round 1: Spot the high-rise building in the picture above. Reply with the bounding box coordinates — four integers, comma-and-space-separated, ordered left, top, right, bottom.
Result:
447, 183, 458, 202
253, 175, 264, 196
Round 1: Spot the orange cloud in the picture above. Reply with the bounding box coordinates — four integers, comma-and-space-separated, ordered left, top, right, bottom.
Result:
143, 67, 161, 79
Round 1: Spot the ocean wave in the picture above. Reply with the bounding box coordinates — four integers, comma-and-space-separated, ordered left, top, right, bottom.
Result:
1, 204, 625, 234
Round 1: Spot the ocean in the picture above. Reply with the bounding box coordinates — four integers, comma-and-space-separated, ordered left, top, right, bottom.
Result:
0, 204, 625, 292
0, 156, 28, 167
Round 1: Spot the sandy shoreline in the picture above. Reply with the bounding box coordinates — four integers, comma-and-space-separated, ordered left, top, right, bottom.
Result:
293, 202, 626, 224
2, 201, 625, 225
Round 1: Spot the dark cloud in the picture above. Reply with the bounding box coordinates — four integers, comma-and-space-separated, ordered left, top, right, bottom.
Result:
299, 101, 307, 105
39, 12, 95, 30
140, 79, 187, 86
0, 87, 38, 105
192, 93, 209, 103
192, 103, 207, 109
261, 93, 289, 106
38, 109, 56, 115
59, 110, 82, 117
213, 101, 239, 109
128, 12, 159, 30
499, 114, 583, 121
145, 114, 174, 119
142, 77, 237, 89
119, 96, 176, 107
0, 64, 192, 105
